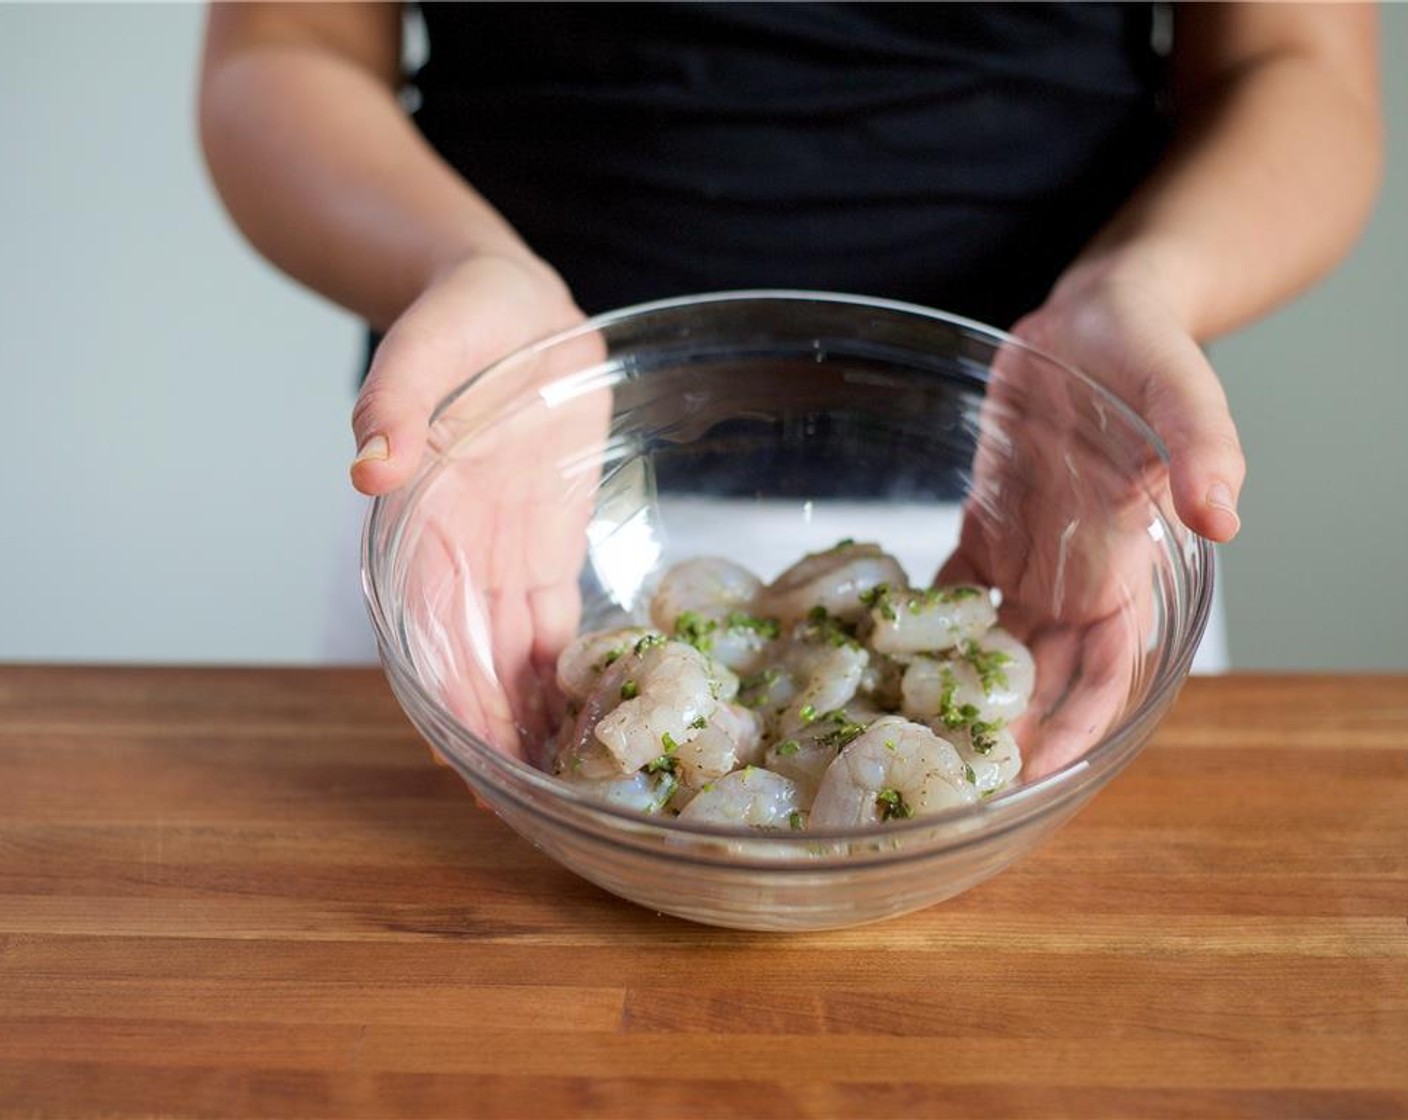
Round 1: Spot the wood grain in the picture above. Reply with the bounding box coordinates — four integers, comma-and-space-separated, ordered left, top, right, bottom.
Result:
0, 667, 1405, 1119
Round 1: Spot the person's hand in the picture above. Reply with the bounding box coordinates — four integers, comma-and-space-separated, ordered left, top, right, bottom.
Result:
941, 255, 1242, 778
354, 254, 608, 772
349, 253, 586, 494
1013, 253, 1246, 544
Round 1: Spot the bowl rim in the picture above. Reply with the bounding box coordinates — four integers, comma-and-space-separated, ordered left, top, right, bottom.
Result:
362, 288, 1214, 849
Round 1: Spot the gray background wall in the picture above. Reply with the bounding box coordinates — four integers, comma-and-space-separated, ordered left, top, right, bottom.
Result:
1, 3, 1404, 669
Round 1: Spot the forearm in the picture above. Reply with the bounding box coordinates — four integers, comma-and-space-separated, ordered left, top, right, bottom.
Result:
1057, 4, 1383, 341
198, 4, 538, 331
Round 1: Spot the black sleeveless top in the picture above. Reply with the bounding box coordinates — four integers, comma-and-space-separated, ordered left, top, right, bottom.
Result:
411, 2, 1172, 327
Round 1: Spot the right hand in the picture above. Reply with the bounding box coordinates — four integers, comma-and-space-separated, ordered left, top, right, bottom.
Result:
353, 254, 607, 771
349, 252, 586, 494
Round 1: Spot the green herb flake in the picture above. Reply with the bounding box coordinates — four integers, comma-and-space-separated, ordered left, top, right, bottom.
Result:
724, 611, 782, 641
964, 763, 977, 785
884, 738, 898, 751
938, 667, 980, 729
619, 679, 639, 701
788, 810, 806, 831
834, 538, 856, 549
815, 710, 867, 751
801, 604, 860, 649
961, 639, 1013, 697
672, 610, 718, 652
689, 715, 708, 730
970, 719, 1003, 755
799, 703, 817, 724
601, 648, 624, 668
661, 731, 679, 754
875, 788, 914, 821
740, 666, 781, 692
633, 633, 666, 657
644, 754, 678, 776
777, 739, 801, 756
858, 582, 898, 622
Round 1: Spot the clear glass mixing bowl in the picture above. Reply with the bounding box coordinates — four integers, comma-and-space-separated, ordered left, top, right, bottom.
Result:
364, 291, 1212, 930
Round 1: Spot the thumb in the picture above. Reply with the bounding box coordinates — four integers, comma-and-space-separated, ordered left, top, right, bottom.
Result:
350, 324, 466, 496
1135, 331, 1246, 543
348, 255, 585, 496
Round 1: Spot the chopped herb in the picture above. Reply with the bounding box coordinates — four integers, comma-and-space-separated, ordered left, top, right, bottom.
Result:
799, 703, 817, 724
740, 666, 781, 692
777, 739, 801, 756
724, 611, 782, 641
801, 605, 860, 649
964, 763, 977, 785
633, 633, 666, 656
619, 679, 639, 701
960, 639, 1013, 696
660, 731, 679, 754
689, 715, 709, 730
970, 719, 1003, 755
644, 754, 678, 776
859, 583, 898, 622
938, 667, 981, 729
815, 710, 867, 751
601, 647, 624, 668
884, 738, 898, 751
876, 788, 913, 821
834, 537, 855, 549
788, 810, 806, 831
673, 610, 717, 651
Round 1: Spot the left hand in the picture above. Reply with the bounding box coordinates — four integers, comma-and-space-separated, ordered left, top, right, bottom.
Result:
940, 256, 1243, 778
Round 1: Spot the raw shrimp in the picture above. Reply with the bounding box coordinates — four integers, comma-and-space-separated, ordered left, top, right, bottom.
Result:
649, 558, 777, 674
900, 628, 1036, 726
556, 751, 679, 815
866, 584, 997, 655
809, 715, 977, 828
650, 557, 763, 629
555, 653, 638, 773
773, 639, 869, 738
594, 639, 737, 773
675, 767, 803, 831
556, 626, 658, 702
764, 702, 880, 805
671, 701, 766, 791
756, 541, 908, 626
945, 720, 1022, 796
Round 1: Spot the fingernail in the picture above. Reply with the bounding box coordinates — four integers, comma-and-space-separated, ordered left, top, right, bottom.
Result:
1206, 481, 1241, 533
353, 434, 389, 465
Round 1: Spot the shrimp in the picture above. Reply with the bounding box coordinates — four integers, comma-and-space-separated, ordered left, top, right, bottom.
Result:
756, 540, 908, 626
944, 720, 1023, 795
594, 639, 737, 773
865, 584, 997, 655
773, 639, 869, 738
671, 701, 766, 791
764, 702, 881, 805
808, 715, 977, 828
857, 650, 906, 710
650, 558, 777, 674
900, 627, 1036, 726
556, 626, 659, 702
555, 742, 679, 815
675, 766, 803, 831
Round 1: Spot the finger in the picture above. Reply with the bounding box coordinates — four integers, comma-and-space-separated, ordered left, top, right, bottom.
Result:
350, 325, 467, 496
1134, 334, 1246, 543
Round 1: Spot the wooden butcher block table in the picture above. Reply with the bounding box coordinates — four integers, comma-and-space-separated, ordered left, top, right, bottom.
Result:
0, 667, 1405, 1118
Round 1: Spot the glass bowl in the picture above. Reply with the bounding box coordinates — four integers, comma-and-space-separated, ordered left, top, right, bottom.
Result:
363, 291, 1212, 930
